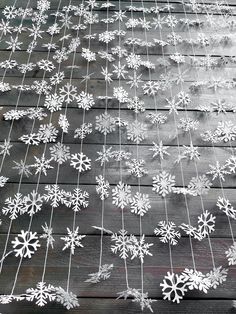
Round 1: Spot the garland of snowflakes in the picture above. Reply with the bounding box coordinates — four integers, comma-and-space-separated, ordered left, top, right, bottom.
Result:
0, 0, 236, 312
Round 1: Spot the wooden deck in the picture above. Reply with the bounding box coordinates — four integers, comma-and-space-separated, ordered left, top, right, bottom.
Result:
0, 0, 236, 313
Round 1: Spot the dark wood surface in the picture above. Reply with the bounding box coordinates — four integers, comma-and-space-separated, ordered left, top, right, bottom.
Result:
0, 0, 236, 313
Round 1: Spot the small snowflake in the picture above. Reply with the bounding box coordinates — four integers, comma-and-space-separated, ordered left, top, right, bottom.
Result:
154, 221, 181, 245
12, 160, 33, 178
130, 192, 151, 216
70, 152, 91, 172
61, 227, 86, 255
112, 181, 131, 209
198, 210, 215, 237
206, 266, 228, 289
96, 175, 110, 200
126, 121, 147, 144
85, 264, 113, 283
12, 230, 40, 258
152, 171, 175, 197
44, 93, 63, 112
207, 161, 229, 181
49, 143, 70, 164
126, 159, 148, 178
130, 235, 153, 263
44, 185, 69, 208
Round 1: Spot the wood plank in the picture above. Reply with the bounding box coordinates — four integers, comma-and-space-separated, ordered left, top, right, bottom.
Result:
0, 183, 235, 237
0, 108, 236, 147
0, 299, 235, 314
1, 79, 236, 111
0, 236, 235, 298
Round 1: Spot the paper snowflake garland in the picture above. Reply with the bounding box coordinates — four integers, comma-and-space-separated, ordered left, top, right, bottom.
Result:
154, 221, 181, 245
152, 171, 175, 197
70, 152, 91, 172
160, 272, 187, 303
126, 159, 148, 178
112, 181, 132, 209
26, 281, 56, 307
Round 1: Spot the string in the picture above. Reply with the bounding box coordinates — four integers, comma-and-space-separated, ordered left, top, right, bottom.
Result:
0, 0, 59, 275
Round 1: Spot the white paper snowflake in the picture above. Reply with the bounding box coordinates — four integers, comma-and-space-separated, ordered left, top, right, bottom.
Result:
96, 175, 110, 200
198, 210, 215, 237
61, 227, 86, 255
70, 152, 91, 172
2, 192, 25, 220
182, 268, 211, 293
85, 264, 113, 283
206, 266, 228, 289
154, 221, 181, 245
49, 142, 71, 164
216, 196, 236, 219
160, 272, 187, 303
95, 112, 116, 135
23, 190, 44, 216
77, 91, 95, 110
68, 188, 89, 212
112, 181, 132, 209
111, 229, 133, 260
152, 171, 175, 197
12, 230, 40, 258
26, 281, 56, 307
127, 121, 147, 144
126, 159, 148, 178
130, 235, 153, 263
130, 192, 151, 216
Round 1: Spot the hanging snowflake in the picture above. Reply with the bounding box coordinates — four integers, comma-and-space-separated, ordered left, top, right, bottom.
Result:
95, 175, 110, 200
182, 268, 211, 293
216, 197, 236, 219
126, 121, 147, 144
206, 266, 228, 289
49, 142, 71, 164
154, 221, 181, 245
152, 171, 176, 197
129, 235, 153, 263
160, 272, 187, 303
23, 190, 44, 216
61, 227, 86, 255
12, 230, 40, 258
95, 112, 116, 135
54, 287, 79, 310
198, 211, 216, 238
70, 152, 91, 172
130, 192, 151, 216
68, 188, 89, 212
111, 229, 133, 260
85, 264, 113, 283
112, 181, 132, 209
2, 192, 25, 220
76, 91, 95, 110
74, 123, 93, 139
26, 281, 56, 307
126, 159, 148, 178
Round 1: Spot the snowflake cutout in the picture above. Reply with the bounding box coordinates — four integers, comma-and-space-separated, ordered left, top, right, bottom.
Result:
12, 230, 40, 258
160, 272, 187, 303
130, 192, 151, 216
154, 221, 181, 245
61, 227, 86, 255
112, 181, 131, 209
70, 152, 91, 172
152, 171, 175, 197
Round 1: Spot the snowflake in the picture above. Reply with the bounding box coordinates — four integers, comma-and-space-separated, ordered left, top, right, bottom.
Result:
206, 266, 228, 289
33, 155, 53, 176
126, 159, 148, 178
0, 176, 8, 187
127, 97, 145, 113
142, 81, 160, 96
182, 269, 211, 293
50, 71, 65, 85
99, 30, 115, 43
130, 235, 153, 263
85, 264, 113, 283
26, 281, 56, 307
12, 160, 33, 178
207, 161, 229, 181
111, 229, 133, 259
160, 272, 187, 303
38, 123, 58, 143
49, 143, 70, 164
82, 47, 96, 62
187, 175, 212, 196
12, 230, 40, 258
112, 62, 128, 79
95, 112, 116, 135
40, 222, 55, 249
70, 152, 91, 172
225, 156, 236, 173
55, 287, 79, 310
61, 227, 86, 255
146, 113, 167, 125
126, 121, 147, 144
112, 181, 132, 209
23, 190, 44, 216
59, 83, 77, 104
44, 185, 69, 208
74, 123, 92, 139
130, 192, 151, 216
58, 114, 69, 133
113, 87, 128, 103
126, 53, 141, 70
215, 121, 236, 142
3, 109, 26, 120
96, 146, 114, 166
68, 188, 89, 212
6, 36, 22, 51
152, 171, 175, 197
150, 141, 170, 160
132, 289, 156, 312
112, 150, 131, 161
198, 211, 215, 237
26, 108, 47, 120
0, 140, 13, 156
225, 242, 236, 266
76, 91, 95, 110
216, 196, 236, 219
96, 175, 110, 200
154, 221, 181, 245
2, 192, 25, 220
44, 93, 63, 112
165, 97, 181, 115
20, 133, 41, 146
